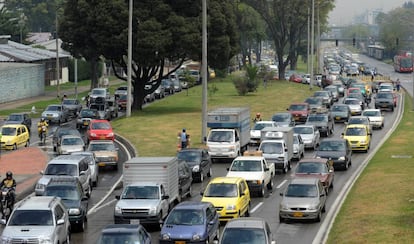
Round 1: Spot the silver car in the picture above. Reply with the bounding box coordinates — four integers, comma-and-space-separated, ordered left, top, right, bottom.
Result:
279, 177, 327, 222
41, 104, 70, 124
61, 98, 82, 117
58, 135, 85, 155
293, 125, 320, 150
72, 151, 99, 187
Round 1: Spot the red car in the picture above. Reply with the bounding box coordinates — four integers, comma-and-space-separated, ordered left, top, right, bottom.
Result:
289, 73, 303, 83
287, 103, 310, 123
293, 158, 334, 195
87, 119, 115, 142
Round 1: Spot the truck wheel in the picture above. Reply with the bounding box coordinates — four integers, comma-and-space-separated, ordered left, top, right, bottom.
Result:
207, 168, 212, 177
283, 165, 288, 174
267, 178, 273, 190
258, 185, 265, 197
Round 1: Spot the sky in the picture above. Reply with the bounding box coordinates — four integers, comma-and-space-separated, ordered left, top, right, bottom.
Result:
329, 0, 409, 25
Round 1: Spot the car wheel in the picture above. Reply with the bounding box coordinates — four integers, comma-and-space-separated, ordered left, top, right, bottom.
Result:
288, 161, 292, 170
199, 172, 204, 183
258, 185, 265, 197
330, 180, 334, 189
283, 164, 288, 174
245, 203, 250, 217
25, 140, 30, 147
13, 144, 17, 150
344, 161, 349, 170
315, 211, 322, 222
186, 185, 192, 198
93, 179, 97, 187
78, 218, 85, 232
207, 168, 212, 177
64, 230, 71, 244
267, 178, 273, 190
279, 215, 284, 223
322, 204, 326, 213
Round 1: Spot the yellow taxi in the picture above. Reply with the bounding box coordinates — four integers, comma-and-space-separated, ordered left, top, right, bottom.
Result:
201, 177, 250, 222
0, 124, 30, 150
341, 124, 371, 152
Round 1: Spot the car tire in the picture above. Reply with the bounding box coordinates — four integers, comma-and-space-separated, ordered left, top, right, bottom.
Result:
245, 203, 250, 217
25, 140, 30, 147
13, 144, 17, 150
322, 204, 326, 213
283, 164, 288, 174
267, 178, 273, 190
207, 168, 212, 177
64, 230, 71, 244
78, 218, 85, 232
315, 211, 322, 222
199, 172, 204, 183
279, 215, 284, 223
258, 185, 265, 197
186, 185, 192, 198
93, 178, 97, 187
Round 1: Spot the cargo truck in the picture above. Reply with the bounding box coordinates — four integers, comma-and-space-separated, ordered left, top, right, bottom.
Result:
259, 127, 294, 173
114, 157, 180, 225
206, 107, 251, 162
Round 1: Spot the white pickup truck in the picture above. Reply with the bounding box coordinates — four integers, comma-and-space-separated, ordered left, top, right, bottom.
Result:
226, 154, 275, 197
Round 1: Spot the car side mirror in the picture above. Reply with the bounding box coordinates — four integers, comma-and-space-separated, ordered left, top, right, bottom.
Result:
279, 192, 283, 196
240, 192, 245, 196
40, 170, 44, 175
200, 191, 204, 196
57, 219, 65, 225
0, 219, 6, 225
115, 195, 120, 200
320, 193, 325, 197
264, 167, 269, 171
159, 220, 164, 229
162, 195, 169, 200
226, 168, 229, 171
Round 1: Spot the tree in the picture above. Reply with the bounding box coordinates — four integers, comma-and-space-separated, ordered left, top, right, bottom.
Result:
0, 6, 27, 42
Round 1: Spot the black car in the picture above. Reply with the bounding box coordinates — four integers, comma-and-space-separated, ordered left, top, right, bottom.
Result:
161, 79, 175, 95
178, 161, 193, 200
177, 148, 212, 183
375, 92, 395, 111
97, 224, 152, 244
76, 108, 99, 129
330, 104, 351, 123
315, 138, 352, 170
4, 112, 32, 132
43, 176, 88, 232
305, 112, 334, 137
52, 126, 82, 152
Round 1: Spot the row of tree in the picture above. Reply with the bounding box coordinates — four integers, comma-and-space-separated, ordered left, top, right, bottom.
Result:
1, 0, 334, 110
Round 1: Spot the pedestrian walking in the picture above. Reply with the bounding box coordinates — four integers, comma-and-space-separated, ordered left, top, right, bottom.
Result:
179, 128, 189, 150
396, 79, 401, 92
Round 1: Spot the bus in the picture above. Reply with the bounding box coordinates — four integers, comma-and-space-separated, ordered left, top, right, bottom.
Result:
393, 55, 413, 73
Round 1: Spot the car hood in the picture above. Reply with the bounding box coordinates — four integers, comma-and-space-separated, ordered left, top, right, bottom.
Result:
93, 151, 117, 157
331, 111, 348, 116
61, 199, 81, 209
306, 122, 327, 127
4, 120, 23, 124
116, 199, 160, 209
281, 196, 320, 207
298, 134, 314, 141
60, 145, 84, 153
1, 135, 18, 141
161, 224, 207, 239
201, 196, 239, 207
294, 173, 330, 184
226, 171, 263, 181
347, 104, 361, 110
2, 226, 55, 239
366, 116, 383, 122
42, 111, 60, 116
275, 122, 290, 127
315, 151, 345, 159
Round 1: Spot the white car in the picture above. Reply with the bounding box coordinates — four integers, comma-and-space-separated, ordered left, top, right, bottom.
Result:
58, 135, 85, 155
293, 125, 320, 150
362, 109, 384, 129
72, 151, 99, 187
250, 121, 278, 146
293, 133, 305, 160
343, 98, 362, 115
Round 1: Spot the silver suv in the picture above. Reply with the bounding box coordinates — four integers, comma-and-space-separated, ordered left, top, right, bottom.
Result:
0, 196, 71, 243
35, 154, 92, 197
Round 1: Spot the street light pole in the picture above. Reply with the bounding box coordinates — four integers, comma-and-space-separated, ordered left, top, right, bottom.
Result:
55, 12, 60, 98
201, 0, 208, 143
310, 0, 315, 90
126, 0, 133, 117
307, 6, 310, 74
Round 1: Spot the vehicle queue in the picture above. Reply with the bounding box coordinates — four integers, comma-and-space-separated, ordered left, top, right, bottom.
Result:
0, 51, 401, 243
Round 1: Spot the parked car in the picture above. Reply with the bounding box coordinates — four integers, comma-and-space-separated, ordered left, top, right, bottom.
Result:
76, 108, 99, 129
217, 217, 276, 244
117, 94, 133, 111
177, 148, 212, 183
362, 109, 385, 129
315, 138, 352, 170
293, 125, 320, 150
0, 124, 30, 150
4, 112, 32, 132
97, 224, 152, 244
154, 85, 166, 99
41, 104, 70, 124
43, 176, 89, 232
159, 201, 220, 244
52, 126, 82, 152
172, 79, 182, 92
294, 158, 334, 194
61, 98, 82, 117
289, 73, 303, 83
114, 85, 128, 98
279, 178, 327, 222
271, 112, 295, 127
161, 79, 175, 95
86, 119, 115, 142
57, 134, 85, 155
342, 124, 372, 152
201, 177, 250, 222
0, 196, 71, 244
71, 151, 99, 187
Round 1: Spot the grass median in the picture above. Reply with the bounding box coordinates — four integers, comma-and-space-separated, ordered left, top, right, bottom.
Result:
327, 91, 414, 243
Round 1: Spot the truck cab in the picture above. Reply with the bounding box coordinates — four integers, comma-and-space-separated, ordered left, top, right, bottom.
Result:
207, 129, 241, 160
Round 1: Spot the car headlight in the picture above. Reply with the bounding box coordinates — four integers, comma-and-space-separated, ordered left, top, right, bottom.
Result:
308, 205, 318, 210
114, 205, 122, 214
226, 204, 236, 210
90, 133, 97, 137
6, 140, 12, 144
192, 165, 200, 172
39, 237, 53, 244
36, 184, 45, 191
338, 156, 345, 161
280, 204, 289, 211
69, 208, 81, 215
148, 207, 157, 215
108, 133, 114, 137
192, 234, 201, 241
161, 233, 170, 240
360, 140, 366, 144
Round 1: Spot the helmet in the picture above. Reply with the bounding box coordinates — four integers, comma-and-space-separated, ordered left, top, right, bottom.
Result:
41, 118, 45, 122
182, 128, 186, 132
256, 113, 261, 117
6, 171, 12, 178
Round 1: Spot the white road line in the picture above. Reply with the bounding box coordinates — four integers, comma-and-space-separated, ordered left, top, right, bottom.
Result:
276, 179, 288, 189
250, 202, 263, 213
88, 199, 117, 215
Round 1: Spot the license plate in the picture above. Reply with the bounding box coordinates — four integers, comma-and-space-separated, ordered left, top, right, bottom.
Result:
175, 241, 186, 244
335, 116, 340, 120
100, 136, 106, 139
83, 121, 89, 125
293, 212, 303, 217
98, 162, 106, 166
130, 219, 140, 224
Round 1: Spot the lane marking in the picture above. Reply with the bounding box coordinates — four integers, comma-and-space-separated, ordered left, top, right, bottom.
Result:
250, 202, 263, 213
88, 199, 117, 215
276, 179, 287, 189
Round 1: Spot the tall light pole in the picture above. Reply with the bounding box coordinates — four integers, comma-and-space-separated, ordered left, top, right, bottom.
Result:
201, 0, 208, 143
310, 0, 315, 89
307, 6, 310, 74
55, 12, 60, 98
126, 0, 133, 117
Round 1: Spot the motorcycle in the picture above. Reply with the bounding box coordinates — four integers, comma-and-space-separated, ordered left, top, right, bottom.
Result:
39, 125, 47, 144
0, 187, 14, 220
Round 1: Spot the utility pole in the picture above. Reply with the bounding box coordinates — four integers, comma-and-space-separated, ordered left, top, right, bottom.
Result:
310, 0, 315, 90
126, 0, 133, 117
55, 13, 60, 98
201, 0, 208, 143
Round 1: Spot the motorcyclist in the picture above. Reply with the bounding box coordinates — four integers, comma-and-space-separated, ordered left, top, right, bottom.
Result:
0, 171, 16, 208
37, 118, 49, 139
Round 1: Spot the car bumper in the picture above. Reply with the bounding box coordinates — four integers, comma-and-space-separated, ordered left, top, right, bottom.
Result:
159, 240, 207, 244
333, 116, 348, 122
114, 214, 160, 225
69, 214, 85, 226
348, 141, 369, 151
215, 208, 239, 222
246, 181, 264, 193
279, 209, 321, 220
208, 151, 238, 159
88, 136, 115, 141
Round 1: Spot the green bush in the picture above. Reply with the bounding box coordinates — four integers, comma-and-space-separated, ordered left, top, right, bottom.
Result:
232, 75, 249, 95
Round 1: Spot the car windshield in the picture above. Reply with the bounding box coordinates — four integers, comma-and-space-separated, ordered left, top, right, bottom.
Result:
305, 98, 321, 105
221, 228, 266, 244
307, 115, 327, 122
121, 186, 159, 200
289, 104, 307, 111
92, 122, 111, 130
8, 210, 53, 226
208, 131, 233, 142
80, 109, 97, 117
363, 111, 381, 117
285, 184, 318, 198
253, 123, 273, 130
46, 105, 62, 111
88, 143, 115, 151
332, 105, 347, 112
92, 89, 105, 95
165, 209, 204, 225
344, 99, 359, 105
319, 141, 345, 151
61, 137, 84, 146
1, 127, 16, 136
296, 162, 327, 174
45, 185, 80, 201
177, 151, 201, 163
7, 114, 23, 121
62, 100, 76, 105
272, 114, 289, 122
260, 142, 283, 154
204, 183, 238, 197
345, 127, 367, 136
57, 129, 79, 138
45, 164, 77, 176
314, 92, 328, 98
293, 127, 313, 134
348, 118, 368, 125
230, 160, 262, 172
98, 233, 141, 244
377, 93, 393, 99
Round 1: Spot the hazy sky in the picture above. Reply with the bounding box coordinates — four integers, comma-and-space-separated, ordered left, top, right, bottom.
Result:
329, 0, 409, 25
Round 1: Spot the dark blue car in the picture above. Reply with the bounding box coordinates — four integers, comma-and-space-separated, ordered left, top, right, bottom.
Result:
159, 201, 220, 244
